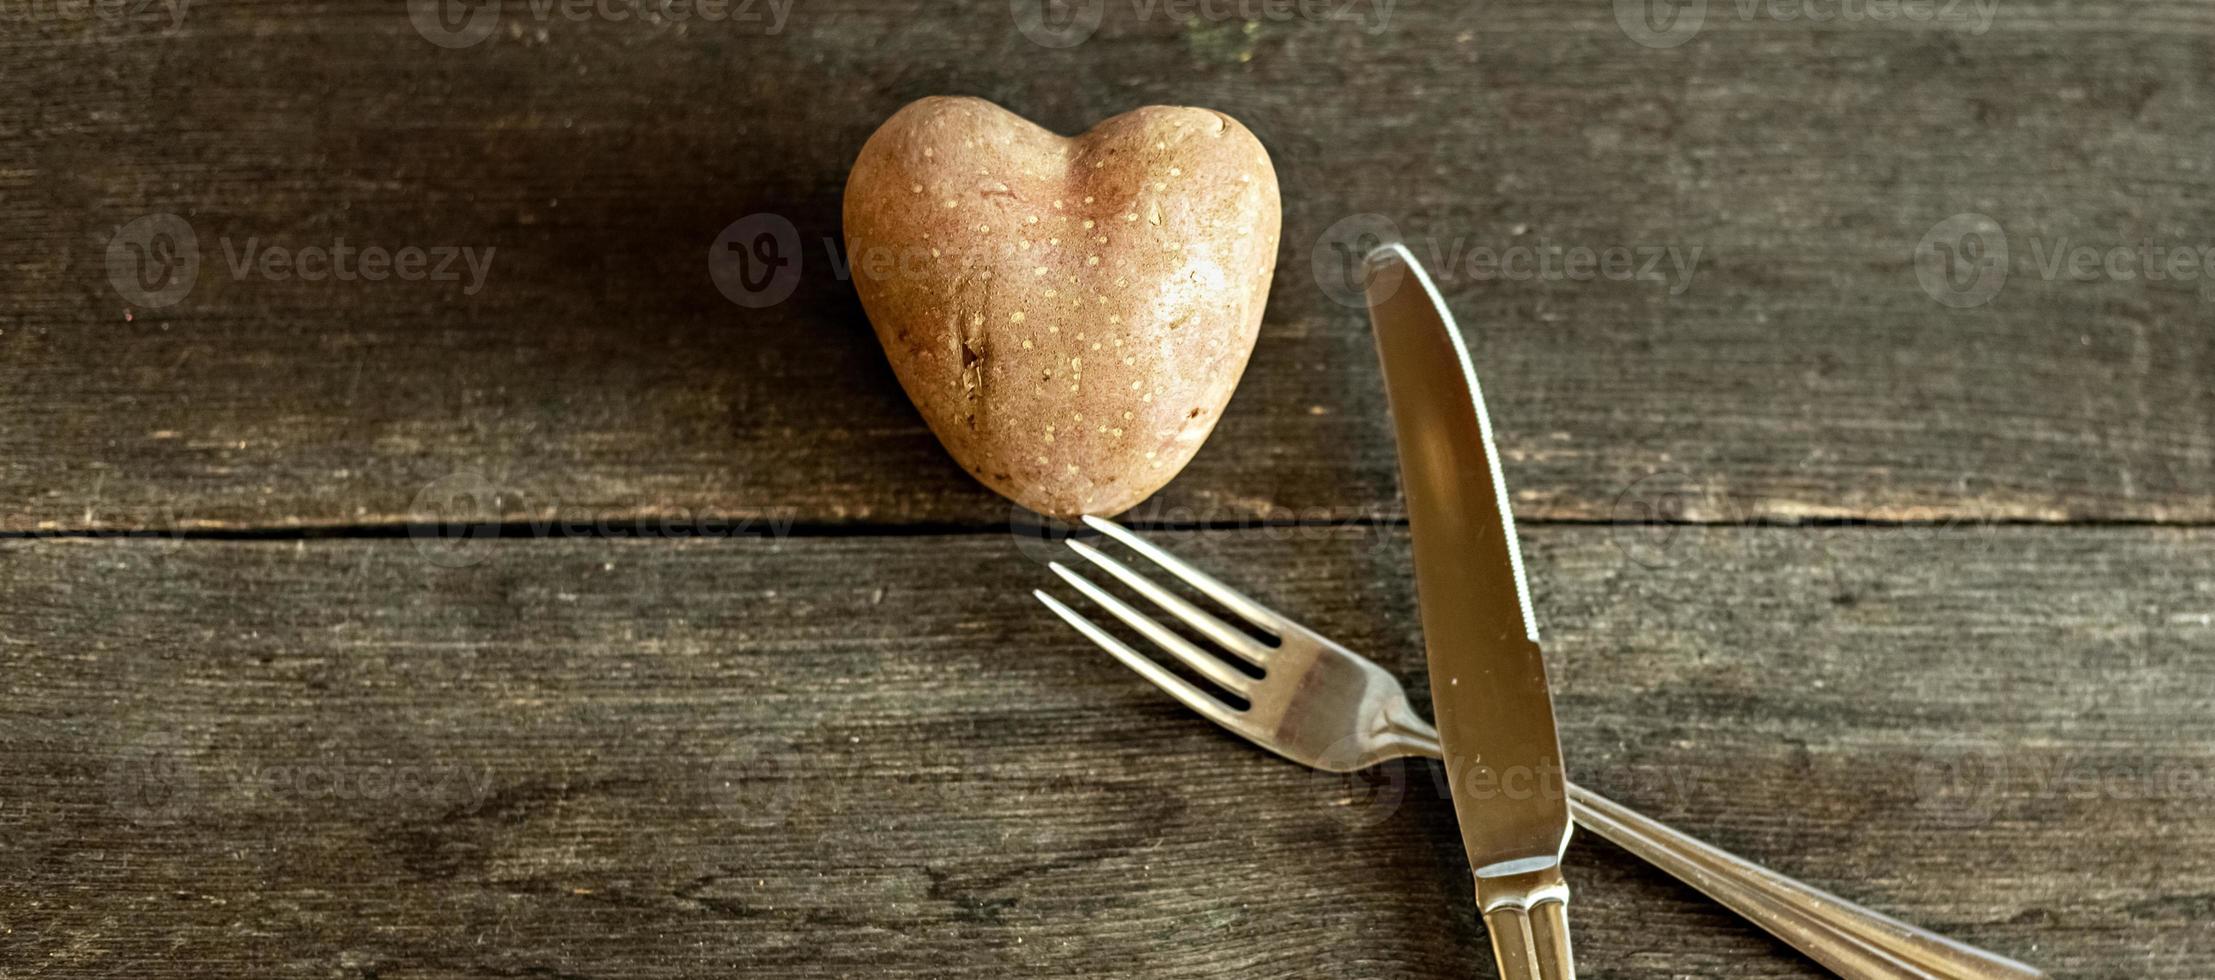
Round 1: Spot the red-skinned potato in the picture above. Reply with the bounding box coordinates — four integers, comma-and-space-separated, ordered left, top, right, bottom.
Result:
844, 96, 1280, 518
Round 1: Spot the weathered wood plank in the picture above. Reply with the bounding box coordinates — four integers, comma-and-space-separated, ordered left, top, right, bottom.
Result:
5, 3, 2213, 530
4, 526, 2208, 977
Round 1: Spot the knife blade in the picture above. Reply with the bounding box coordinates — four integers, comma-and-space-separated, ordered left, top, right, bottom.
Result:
1366, 242, 1576, 979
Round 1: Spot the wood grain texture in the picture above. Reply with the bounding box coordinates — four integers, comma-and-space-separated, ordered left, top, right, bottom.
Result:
6, 526, 2210, 978
5, 1, 2213, 530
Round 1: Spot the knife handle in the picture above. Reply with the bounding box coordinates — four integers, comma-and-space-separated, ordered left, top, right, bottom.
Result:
1477, 866, 1576, 980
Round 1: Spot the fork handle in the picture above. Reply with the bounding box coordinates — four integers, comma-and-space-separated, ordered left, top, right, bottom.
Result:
1564, 785, 2042, 979
1393, 733, 2043, 978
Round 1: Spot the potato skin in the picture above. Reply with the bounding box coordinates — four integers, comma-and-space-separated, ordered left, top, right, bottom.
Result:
844, 96, 1281, 518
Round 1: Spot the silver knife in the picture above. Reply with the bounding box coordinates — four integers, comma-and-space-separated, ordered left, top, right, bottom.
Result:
1367, 242, 1577, 980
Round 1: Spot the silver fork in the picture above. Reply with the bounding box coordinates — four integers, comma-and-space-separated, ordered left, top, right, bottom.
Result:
1034, 516, 2044, 980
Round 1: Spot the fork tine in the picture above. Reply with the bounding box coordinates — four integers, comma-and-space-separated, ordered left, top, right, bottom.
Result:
1080, 516, 1287, 635
1047, 563, 1257, 694
1033, 590, 1250, 734
1063, 539, 1271, 667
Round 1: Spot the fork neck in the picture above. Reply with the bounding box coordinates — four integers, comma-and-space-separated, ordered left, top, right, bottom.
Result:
1377, 697, 1446, 762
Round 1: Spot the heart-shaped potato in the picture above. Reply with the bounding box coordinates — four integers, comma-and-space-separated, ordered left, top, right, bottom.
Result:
844, 97, 1280, 518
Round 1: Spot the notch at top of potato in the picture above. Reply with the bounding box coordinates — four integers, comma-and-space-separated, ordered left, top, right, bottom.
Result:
845, 96, 1280, 518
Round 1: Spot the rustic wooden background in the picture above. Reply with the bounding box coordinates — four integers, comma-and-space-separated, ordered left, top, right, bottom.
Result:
4, 0, 2212, 976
